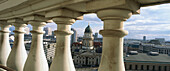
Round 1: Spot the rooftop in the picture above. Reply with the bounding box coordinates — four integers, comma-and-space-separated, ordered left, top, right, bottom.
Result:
125, 53, 170, 64
84, 25, 92, 33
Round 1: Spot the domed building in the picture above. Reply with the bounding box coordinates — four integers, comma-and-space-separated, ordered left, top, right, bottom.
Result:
72, 25, 102, 68
82, 25, 94, 50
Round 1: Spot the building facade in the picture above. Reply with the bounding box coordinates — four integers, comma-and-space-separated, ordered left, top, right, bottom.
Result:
125, 53, 170, 71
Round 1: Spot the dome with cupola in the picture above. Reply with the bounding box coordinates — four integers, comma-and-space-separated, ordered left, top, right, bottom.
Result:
82, 24, 94, 50
84, 25, 92, 33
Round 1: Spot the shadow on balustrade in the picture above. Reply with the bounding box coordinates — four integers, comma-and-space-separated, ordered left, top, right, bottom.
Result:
0, 64, 15, 71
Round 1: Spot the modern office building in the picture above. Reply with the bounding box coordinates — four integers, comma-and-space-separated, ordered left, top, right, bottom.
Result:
44, 27, 52, 36
71, 28, 77, 45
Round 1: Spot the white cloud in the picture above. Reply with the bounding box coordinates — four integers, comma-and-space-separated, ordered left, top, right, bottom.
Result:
141, 3, 170, 11
88, 21, 103, 24
125, 19, 159, 25
45, 22, 57, 31
42, 3, 170, 40
142, 6, 160, 11
83, 13, 102, 24
125, 24, 170, 31
84, 13, 97, 19
92, 26, 103, 33
74, 28, 84, 37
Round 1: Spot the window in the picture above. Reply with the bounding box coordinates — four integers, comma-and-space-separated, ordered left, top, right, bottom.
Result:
141, 65, 144, 70
50, 57, 52, 61
48, 44, 50, 48
159, 66, 161, 71
153, 66, 155, 71
129, 65, 132, 70
164, 66, 167, 71
135, 65, 138, 70
125, 64, 127, 69
147, 65, 149, 70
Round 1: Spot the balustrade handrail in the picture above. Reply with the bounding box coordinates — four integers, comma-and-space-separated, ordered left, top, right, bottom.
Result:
0, 64, 15, 71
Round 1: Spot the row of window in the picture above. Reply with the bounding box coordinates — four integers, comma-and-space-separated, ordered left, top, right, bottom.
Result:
74, 60, 98, 65
76, 56, 96, 59
158, 49, 170, 54
127, 64, 168, 71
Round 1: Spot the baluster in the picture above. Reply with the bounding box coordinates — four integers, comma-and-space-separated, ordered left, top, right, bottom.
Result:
96, 9, 132, 71
23, 15, 49, 71
0, 21, 11, 71
7, 19, 27, 71
45, 9, 83, 71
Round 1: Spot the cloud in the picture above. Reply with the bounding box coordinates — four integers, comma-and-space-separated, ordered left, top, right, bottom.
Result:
125, 24, 170, 31
92, 26, 103, 33
142, 5, 161, 11
83, 13, 102, 24
45, 22, 57, 31
73, 4, 170, 40
74, 28, 84, 37
126, 33, 170, 41
141, 3, 170, 11
122, 3, 170, 40
125, 19, 160, 25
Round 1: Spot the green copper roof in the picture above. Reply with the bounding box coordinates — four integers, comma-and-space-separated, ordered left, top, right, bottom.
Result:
84, 25, 92, 33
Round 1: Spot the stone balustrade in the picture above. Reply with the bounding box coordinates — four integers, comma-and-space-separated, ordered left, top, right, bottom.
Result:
0, 0, 169, 71
0, 10, 132, 71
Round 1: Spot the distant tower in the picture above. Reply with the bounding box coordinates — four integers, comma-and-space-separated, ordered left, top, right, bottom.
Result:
52, 31, 55, 36
143, 36, 146, 41
71, 28, 77, 45
94, 32, 98, 38
44, 27, 52, 36
25, 27, 30, 35
82, 25, 94, 49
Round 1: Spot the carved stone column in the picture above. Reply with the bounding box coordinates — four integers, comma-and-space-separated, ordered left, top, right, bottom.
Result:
0, 21, 11, 67
46, 9, 83, 71
50, 17, 75, 71
23, 15, 49, 71
7, 19, 27, 71
96, 9, 132, 71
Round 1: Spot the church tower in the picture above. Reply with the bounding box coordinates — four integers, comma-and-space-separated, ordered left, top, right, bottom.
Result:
82, 25, 94, 49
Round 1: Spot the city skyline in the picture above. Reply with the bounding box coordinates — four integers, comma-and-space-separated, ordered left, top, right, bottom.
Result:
8, 3, 170, 40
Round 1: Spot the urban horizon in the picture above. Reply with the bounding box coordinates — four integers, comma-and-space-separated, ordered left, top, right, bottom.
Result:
6, 3, 170, 41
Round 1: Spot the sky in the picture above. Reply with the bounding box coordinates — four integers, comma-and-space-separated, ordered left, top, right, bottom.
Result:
9, 3, 170, 41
